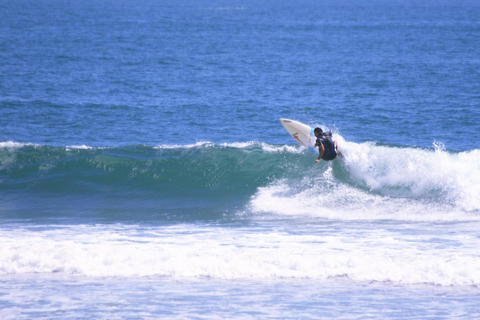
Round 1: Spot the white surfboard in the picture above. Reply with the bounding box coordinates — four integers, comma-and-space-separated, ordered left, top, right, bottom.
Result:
280, 118, 319, 154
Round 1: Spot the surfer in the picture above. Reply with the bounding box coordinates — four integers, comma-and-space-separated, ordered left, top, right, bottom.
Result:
314, 127, 338, 162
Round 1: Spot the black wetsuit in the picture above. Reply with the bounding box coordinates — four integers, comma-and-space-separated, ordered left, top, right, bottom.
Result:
316, 134, 337, 161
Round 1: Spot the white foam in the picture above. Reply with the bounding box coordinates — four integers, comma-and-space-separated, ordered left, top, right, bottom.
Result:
260, 142, 304, 153
337, 139, 480, 212
154, 141, 305, 153
66, 145, 93, 150
218, 141, 304, 154
1, 224, 480, 286
220, 141, 258, 148
221, 141, 303, 153
250, 178, 480, 222
154, 141, 215, 149
0, 141, 38, 149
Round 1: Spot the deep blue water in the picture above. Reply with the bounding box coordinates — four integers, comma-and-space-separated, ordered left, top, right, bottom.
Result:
2, 0, 479, 149
1, 0, 480, 319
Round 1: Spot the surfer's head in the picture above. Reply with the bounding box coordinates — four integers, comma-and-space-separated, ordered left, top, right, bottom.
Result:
314, 127, 323, 137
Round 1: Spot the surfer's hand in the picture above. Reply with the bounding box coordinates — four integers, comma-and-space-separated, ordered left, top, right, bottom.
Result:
315, 159, 320, 163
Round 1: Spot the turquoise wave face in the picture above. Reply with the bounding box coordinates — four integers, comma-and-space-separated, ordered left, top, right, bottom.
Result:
0, 143, 307, 195
0, 143, 314, 223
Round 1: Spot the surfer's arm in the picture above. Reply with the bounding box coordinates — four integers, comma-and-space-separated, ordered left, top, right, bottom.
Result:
316, 143, 325, 163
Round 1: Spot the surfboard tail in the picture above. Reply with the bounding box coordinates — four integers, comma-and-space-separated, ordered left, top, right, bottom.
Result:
280, 118, 319, 154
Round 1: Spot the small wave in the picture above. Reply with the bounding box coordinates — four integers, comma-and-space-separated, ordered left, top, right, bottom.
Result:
1, 224, 479, 286
0, 141, 38, 148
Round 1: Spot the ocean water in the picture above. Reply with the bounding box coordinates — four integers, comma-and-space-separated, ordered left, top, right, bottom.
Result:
1, 0, 480, 319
